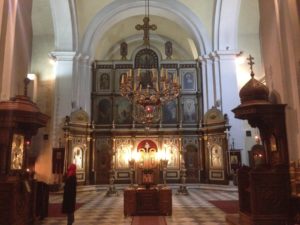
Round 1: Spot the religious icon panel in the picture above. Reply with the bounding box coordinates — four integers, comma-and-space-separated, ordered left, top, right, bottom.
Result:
95, 69, 112, 92
163, 100, 177, 124
180, 68, 197, 92
93, 96, 113, 124
166, 68, 177, 83
167, 146, 179, 168
139, 69, 155, 89
115, 96, 132, 124
72, 146, 84, 170
181, 96, 197, 123
10, 134, 24, 170
210, 144, 223, 169
115, 69, 131, 93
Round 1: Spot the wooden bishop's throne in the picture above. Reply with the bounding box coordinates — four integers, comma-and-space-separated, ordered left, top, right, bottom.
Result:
227, 57, 291, 225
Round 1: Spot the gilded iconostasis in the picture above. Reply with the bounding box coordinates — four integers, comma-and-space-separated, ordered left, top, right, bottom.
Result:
62, 46, 229, 185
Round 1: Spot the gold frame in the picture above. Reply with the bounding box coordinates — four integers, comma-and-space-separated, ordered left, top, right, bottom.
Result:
10, 134, 24, 170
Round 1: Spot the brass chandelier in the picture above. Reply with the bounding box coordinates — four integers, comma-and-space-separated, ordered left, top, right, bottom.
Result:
120, 0, 180, 126
120, 68, 180, 125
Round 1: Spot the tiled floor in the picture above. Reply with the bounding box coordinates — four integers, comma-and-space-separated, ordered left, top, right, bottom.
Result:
38, 184, 238, 225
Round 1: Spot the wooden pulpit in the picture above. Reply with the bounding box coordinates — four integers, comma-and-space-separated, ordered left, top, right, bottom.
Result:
0, 90, 49, 225
227, 64, 291, 225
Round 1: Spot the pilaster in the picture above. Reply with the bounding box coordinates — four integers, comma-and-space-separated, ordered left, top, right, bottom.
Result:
73, 54, 92, 115
214, 50, 245, 157
51, 51, 76, 147
199, 55, 214, 113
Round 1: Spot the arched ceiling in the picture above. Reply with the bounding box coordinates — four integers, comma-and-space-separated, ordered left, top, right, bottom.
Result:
32, 0, 53, 36
95, 15, 195, 60
31, 0, 260, 61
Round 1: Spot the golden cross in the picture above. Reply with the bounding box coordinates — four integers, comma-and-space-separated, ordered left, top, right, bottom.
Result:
247, 54, 255, 77
135, 17, 157, 45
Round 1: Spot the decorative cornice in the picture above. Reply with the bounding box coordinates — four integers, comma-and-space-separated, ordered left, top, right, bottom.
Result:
50, 51, 76, 61
213, 50, 240, 60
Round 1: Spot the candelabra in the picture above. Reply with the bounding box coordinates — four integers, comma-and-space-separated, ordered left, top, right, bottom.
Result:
128, 158, 135, 187
176, 148, 189, 195
120, 68, 180, 126
106, 150, 118, 196
161, 159, 169, 187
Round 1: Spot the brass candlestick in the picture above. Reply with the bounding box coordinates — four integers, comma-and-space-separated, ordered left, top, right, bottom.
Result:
129, 159, 135, 187
161, 159, 168, 186
106, 146, 118, 196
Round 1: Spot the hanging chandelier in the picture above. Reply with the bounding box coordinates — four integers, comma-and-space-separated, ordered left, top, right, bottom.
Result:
120, 68, 180, 125
120, 0, 180, 126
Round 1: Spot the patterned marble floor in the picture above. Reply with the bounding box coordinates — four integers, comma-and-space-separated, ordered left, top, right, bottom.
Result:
38, 184, 238, 225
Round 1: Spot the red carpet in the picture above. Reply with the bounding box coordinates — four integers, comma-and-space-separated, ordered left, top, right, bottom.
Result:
209, 200, 239, 214
131, 216, 167, 225
48, 203, 84, 217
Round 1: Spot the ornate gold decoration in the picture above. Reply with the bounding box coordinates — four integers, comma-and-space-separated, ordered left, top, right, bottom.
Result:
120, 0, 180, 126
120, 68, 180, 125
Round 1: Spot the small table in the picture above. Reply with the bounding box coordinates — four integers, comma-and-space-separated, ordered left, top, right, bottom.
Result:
124, 186, 172, 216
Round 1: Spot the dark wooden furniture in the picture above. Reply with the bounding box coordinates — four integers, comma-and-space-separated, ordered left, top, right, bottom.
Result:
0, 92, 49, 225
234, 165, 290, 225
124, 187, 172, 216
228, 72, 291, 225
290, 162, 300, 223
136, 188, 159, 214
291, 196, 300, 224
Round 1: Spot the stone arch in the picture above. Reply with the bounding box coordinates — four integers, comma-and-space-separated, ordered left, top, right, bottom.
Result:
49, 0, 77, 50
80, 0, 211, 58
213, 0, 241, 50
72, 0, 212, 113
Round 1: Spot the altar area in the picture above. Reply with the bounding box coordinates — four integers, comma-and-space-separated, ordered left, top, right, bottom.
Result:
121, 139, 173, 216
124, 186, 172, 216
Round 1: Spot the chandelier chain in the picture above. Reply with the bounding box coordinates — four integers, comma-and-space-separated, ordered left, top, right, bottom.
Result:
119, 0, 181, 126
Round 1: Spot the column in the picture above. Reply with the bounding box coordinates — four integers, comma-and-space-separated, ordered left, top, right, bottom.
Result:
214, 51, 245, 158
211, 53, 222, 109
73, 55, 92, 114
51, 51, 75, 147
199, 55, 215, 113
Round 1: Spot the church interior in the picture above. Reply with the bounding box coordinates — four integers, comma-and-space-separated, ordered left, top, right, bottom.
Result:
0, 0, 300, 224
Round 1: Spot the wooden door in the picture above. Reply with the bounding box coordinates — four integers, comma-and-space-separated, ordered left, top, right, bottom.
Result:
95, 146, 111, 184
185, 145, 199, 183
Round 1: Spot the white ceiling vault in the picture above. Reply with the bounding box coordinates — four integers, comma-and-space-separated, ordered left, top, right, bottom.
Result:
32, 0, 260, 61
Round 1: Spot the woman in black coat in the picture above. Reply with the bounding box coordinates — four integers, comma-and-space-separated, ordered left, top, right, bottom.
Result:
62, 164, 77, 225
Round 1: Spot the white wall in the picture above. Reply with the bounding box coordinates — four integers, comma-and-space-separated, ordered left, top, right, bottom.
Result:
259, 0, 300, 162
